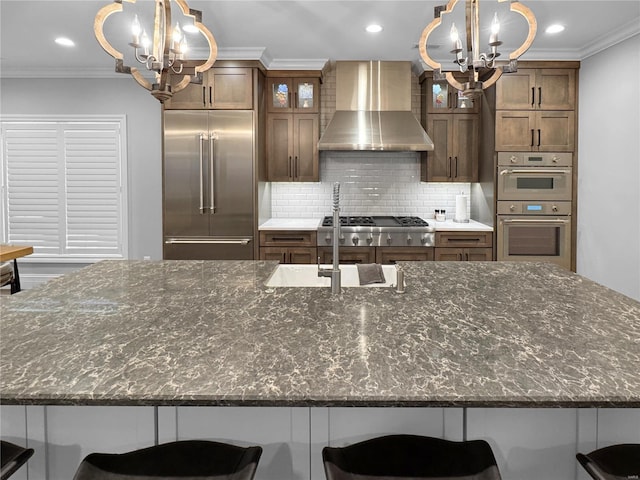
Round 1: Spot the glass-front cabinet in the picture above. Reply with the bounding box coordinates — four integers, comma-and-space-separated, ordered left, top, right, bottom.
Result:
425, 76, 479, 114
266, 77, 320, 113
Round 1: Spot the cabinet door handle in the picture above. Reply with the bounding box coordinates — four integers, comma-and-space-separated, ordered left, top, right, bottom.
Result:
282, 252, 287, 264
538, 87, 542, 107
209, 86, 212, 105
454, 156, 458, 178
202, 86, 206, 107
294, 156, 298, 179
537, 129, 541, 147
294, 91, 298, 109
531, 87, 535, 107
530, 129, 535, 147
465, 252, 469, 261
288, 156, 292, 178
447, 157, 452, 177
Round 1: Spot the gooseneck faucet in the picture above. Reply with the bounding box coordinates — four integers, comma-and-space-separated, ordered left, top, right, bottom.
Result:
318, 182, 341, 293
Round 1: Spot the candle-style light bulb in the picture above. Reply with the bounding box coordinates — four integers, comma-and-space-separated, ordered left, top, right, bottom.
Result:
490, 12, 500, 44
131, 14, 142, 45
450, 23, 462, 51
171, 23, 183, 53
180, 38, 188, 58
141, 29, 150, 56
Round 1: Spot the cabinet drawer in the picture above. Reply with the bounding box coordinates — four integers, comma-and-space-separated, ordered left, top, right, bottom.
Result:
376, 247, 434, 264
435, 247, 493, 261
260, 230, 317, 247
317, 247, 375, 264
436, 231, 493, 248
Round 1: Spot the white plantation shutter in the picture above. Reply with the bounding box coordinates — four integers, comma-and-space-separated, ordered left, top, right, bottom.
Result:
1, 116, 128, 260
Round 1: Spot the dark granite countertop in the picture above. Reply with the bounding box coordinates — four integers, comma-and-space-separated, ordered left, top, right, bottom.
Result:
1, 260, 639, 407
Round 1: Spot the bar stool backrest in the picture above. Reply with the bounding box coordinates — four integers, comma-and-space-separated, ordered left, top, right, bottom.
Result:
73, 440, 262, 480
322, 435, 501, 480
577, 444, 640, 480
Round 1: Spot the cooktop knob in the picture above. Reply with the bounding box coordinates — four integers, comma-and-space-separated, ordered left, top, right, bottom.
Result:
366, 235, 373, 245
406, 234, 412, 245
386, 234, 392, 245
339, 235, 345, 245
421, 236, 428, 245
325, 235, 331, 244
552, 205, 559, 212
352, 235, 359, 246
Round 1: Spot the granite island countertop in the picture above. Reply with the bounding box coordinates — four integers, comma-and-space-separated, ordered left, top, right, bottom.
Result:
1, 260, 639, 407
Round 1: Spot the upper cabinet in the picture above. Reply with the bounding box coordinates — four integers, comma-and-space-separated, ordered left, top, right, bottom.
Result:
265, 72, 321, 182
164, 67, 253, 110
423, 114, 479, 181
266, 77, 320, 113
496, 69, 576, 111
424, 76, 480, 114
420, 73, 481, 182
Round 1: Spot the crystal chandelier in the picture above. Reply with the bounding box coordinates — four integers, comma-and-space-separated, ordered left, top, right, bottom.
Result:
94, 0, 217, 102
419, 0, 537, 97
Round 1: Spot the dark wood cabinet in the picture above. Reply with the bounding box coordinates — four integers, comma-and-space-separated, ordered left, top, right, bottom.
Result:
317, 247, 375, 264
495, 110, 575, 152
265, 72, 321, 182
424, 76, 479, 114
164, 67, 253, 110
496, 68, 576, 111
423, 114, 479, 182
266, 77, 320, 113
259, 230, 317, 264
376, 247, 434, 264
266, 113, 319, 181
435, 231, 493, 262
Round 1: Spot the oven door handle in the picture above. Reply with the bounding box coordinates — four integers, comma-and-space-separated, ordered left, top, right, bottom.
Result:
499, 169, 572, 175
501, 218, 570, 224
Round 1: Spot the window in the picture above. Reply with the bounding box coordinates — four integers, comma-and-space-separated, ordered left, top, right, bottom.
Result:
1, 116, 128, 261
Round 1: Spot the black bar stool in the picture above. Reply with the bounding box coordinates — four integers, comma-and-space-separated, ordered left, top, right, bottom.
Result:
576, 443, 640, 480
73, 440, 262, 480
322, 434, 502, 480
0, 440, 34, 480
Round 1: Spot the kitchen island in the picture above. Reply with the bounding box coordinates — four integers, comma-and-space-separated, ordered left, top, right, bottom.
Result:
1, 260, 639, 480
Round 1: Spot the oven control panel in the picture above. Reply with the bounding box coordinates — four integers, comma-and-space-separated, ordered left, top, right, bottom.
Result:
498, 152, 572, 167
497, 201, 572, 215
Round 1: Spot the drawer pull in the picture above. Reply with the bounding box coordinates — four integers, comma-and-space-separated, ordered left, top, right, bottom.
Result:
271, 236, 305, 242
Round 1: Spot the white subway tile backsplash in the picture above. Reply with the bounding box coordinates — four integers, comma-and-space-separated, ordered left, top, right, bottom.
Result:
271, 153, 471, 220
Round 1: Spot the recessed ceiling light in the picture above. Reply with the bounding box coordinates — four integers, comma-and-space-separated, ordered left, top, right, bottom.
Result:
545, 24, 565, 34
366, 24, 383, 33
55, 37, 75, 47
183, 24, 199, 33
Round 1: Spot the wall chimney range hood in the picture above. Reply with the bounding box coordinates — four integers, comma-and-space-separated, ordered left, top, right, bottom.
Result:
318, 61, 434, 152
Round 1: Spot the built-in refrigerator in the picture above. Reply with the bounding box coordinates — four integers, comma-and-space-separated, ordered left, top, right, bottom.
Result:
163, 110, 255, 259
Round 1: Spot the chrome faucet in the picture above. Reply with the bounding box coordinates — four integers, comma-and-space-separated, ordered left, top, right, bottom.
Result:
318, 182, 341, 293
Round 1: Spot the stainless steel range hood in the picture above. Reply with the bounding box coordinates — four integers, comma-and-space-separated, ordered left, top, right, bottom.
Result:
318, 61, 434, 151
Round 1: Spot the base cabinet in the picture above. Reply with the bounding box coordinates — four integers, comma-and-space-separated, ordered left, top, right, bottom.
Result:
259, 231, 317, 264
317, 247, 375, 264
435, 231, 493, 261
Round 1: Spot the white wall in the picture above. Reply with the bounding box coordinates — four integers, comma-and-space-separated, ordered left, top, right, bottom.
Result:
0, 77, 163, 262
577, 34, 640, 301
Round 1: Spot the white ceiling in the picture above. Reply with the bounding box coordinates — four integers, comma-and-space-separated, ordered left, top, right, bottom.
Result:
1, 0, 639, 78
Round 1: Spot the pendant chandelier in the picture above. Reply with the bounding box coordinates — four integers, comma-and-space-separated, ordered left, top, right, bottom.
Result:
94, 0, 217, 103
419, 0, 537, 97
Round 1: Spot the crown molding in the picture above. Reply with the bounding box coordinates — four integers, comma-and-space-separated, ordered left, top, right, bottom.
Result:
579, 18, 640, 60
1, 46, 329, 78
264, 58, 329, 71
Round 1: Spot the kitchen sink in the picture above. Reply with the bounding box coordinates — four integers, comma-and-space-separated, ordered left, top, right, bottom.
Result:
265, 264, 398, 288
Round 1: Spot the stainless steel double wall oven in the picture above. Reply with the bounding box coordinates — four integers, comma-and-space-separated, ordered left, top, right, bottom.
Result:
496, 152, 573, 269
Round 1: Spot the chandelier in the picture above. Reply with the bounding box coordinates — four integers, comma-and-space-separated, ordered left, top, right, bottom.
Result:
419, 0, 537, 97
94, 0, 217, 102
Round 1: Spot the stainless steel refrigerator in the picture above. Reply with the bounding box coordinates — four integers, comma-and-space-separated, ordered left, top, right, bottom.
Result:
163, 110, 255, 260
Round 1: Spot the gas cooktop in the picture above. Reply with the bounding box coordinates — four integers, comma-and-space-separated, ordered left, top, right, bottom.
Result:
321, 215, 429, 227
